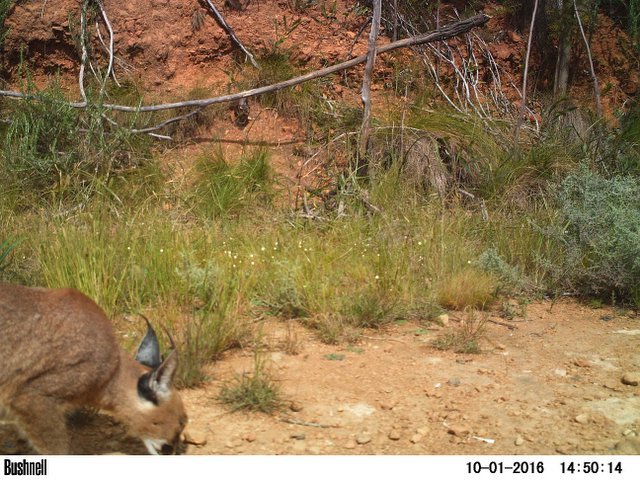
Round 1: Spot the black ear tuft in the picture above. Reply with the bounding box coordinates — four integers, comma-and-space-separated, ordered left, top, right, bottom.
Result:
137, 372, 159, 405
135, 315, 162, 368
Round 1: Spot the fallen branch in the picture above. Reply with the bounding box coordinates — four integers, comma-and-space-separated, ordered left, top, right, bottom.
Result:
0, 14, 490, 114
487, 318, 518, 330
279, 416, 337, 429
201, 0, 258, 68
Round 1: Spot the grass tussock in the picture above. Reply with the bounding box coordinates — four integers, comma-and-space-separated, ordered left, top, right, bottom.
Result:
218, 352, 283, 413
436, 269, 498, 310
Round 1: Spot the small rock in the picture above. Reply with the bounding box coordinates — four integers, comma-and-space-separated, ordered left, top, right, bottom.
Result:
290, 433, 306, 441
356, 434, 372, 445
416, 427, 430, 436
447, 425, 469, 437
243, 433, 256, 443
345, 439, 357, 449
380, 401, 396, 410
183, 430, 207, 446
495, 342, 507, 351
575, 413, 590, 425
290, 401, 304, 412
555, 445, 570, 455
622, 429, 634, 437
447, 378, 461, 387
514, 435, 524, 446
621, 372, 640, 386
437, 314, 449, 326
388, 430, 401, 441
604, 380, 623, 391
573, 358, 591, 368
410, 434, 423, 444
554, 368, 567, 377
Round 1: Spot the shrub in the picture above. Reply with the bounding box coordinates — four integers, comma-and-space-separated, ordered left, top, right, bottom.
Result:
554, 168, 640, 305
191, 147, 272, 218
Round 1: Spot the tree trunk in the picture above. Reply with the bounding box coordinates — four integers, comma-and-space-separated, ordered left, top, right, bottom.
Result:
553, 1, 573, 96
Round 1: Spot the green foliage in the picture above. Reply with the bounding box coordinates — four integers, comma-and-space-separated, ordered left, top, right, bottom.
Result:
0, 237, 20, 273
218, 351, 283, 413
191, 147, 272, 219
0, 0, 12, 47
554, 167, 640, 305
0, 82, 151, 208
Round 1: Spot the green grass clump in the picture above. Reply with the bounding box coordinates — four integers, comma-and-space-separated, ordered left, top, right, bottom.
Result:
218, 352, 283, 413
0, 81, 151, 209
191, 147, 272, 219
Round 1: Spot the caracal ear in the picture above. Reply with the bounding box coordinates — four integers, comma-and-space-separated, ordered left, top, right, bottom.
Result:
149, 349, 178, 396
135, 316, 161, 369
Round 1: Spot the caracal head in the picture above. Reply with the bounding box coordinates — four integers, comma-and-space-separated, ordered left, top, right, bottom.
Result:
126, 320, 188, 455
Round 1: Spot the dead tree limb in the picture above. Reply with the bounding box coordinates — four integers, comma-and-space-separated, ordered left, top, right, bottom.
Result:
78, 0, 89, 103
573, 0, 602, 117
514, 0, 538, 144
201, 0, 258, 68
357, 0, 382, 176
0, 14, 490, 114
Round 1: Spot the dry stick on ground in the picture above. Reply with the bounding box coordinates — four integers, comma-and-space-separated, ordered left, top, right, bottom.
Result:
514, 0, 539, 145
357, 0, 382, 176
0, 14, 489, 115
201, 0, 258, 68
573, 0, 602, 118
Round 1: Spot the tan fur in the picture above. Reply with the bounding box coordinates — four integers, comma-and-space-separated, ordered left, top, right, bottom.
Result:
0, 283, 187, 454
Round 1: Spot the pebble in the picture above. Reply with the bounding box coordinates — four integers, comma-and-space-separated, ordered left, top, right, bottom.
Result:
380, 401, 396, 410
437, 314, 449, 326
495, 343, 507, 351
183, 430, 207, 446
388, 430, 401, 441
416, 427, 430, 436
243, 433, 256, 443
573, 358, 591, 368
447, 425, 469, 437
290, 401, 304, 412
621, 372, 640, 386
447, 378, 461, 387
290, 433, 306, 440
345, 439, 357, 449
514, 435, 524, 446
575, 414, 590, 425
356, 434, 372, 445
554, 368, 567, 377
410, 434, 423, 444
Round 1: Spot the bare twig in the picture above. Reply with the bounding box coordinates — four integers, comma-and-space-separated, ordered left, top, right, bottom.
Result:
573, 0, 602, 117
488, 318, 519, 330
78, 1, 89, 103
201, 0, 258, 68
0, 15, 490, 114
357, 0, 382, 175
279, 416, 337, 428
514, 0, 539, 144
96, 0, 116, 90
